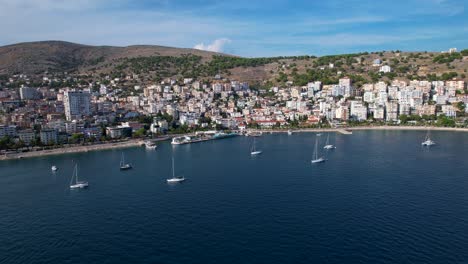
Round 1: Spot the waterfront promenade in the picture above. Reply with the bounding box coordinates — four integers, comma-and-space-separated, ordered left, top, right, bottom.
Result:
1, 126, 467, 161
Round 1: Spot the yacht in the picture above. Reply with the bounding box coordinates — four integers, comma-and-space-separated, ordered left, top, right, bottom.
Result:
51, 165, 58, 172
119, 152, 132, 170
323, 133, 336, 149
145, 140, 157, 150
167, 156, 185, 183
311, 137, 326, 163
421, 130, 436, 146
250, 137, 262, 155
69, 164, 89, 189
287, 130, 293, 135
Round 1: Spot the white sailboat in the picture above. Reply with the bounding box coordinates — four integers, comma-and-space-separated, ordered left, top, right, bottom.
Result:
167, 156, 185, 183
421, 130, 436, 146
250, 137, 262, 155
311, 136, 325, 163
119, 152, 132, 170
69, 164, 89, 189
323, 133, 336, 149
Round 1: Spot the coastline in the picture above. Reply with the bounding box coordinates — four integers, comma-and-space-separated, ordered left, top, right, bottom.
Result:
1, 126, 467, 161
247, 126, 468, 134
0, 137, 169, 161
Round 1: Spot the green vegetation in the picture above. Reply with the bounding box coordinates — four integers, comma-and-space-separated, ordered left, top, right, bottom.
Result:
436, 114, 456, 127
313, 53, 367, 67
432, 52, 463, 64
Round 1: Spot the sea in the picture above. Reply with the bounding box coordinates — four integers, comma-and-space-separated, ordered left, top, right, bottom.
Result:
1, 130, 467, 264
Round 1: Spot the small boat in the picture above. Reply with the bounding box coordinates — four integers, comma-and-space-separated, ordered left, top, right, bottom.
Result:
145, 141, 157, 150
287, 130, 293, 135
69, 164, 89, 189
119, 152, 132, 170
316, 133, 322, 136
323, 133, 336, 149
421, 130, 436, 146
51, 165, 58, 172
250, 137, 262, 156
167, 156, 185, 183
247, 131, 262, 137
311, 137, 326, 163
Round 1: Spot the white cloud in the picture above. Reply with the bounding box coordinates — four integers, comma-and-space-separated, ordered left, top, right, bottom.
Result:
194, 38, 231, 52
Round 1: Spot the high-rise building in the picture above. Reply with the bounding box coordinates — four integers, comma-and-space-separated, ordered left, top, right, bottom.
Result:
63, 91, 91, 121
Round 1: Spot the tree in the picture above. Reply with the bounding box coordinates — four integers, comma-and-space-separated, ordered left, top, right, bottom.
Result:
399, 114, 409, 124
134, 128, 146, 138
457, 101, 466, 112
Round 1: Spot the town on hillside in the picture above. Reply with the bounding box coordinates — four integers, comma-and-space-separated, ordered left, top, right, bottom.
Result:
0, 50, 467, 151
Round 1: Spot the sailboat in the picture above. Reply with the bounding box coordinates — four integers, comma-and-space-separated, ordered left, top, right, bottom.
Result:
119, 152, 132, 170
250, 137, 262, 155
323, 133, 336, 149
311, 136, 325, 163
421, 130, 436, 146
167, 156, 185, 183
69, 164, 89, 189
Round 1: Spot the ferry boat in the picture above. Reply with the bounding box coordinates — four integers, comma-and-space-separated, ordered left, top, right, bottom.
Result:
213, 132, 238, 139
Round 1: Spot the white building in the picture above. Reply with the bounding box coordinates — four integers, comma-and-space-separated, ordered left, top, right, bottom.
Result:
379, 65, 392, 73
63, 91, 91, 121
350, 101, 367, 121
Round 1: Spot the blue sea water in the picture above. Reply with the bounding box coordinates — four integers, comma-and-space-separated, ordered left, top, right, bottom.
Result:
0, 130, 467, 264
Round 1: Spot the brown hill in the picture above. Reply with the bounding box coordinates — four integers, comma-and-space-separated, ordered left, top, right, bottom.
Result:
0, 41, 227, 75
0, 41, 466, 85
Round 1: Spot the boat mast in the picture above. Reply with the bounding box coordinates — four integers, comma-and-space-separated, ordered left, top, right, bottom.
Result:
75, 164, 79, 183
172, 156, 175, 178
314, 137, 318, 160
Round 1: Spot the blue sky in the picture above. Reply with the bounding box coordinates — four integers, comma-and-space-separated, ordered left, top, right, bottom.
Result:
0, 0, 467, 57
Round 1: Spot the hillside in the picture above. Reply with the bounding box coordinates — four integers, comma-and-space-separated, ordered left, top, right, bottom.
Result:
0, 41, 466, 86
0, 41, 227, 75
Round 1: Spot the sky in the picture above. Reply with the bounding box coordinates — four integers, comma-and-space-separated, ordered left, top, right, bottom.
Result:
0, 0, 467, 57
